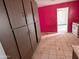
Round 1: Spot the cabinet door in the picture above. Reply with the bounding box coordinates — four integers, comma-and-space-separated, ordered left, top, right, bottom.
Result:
31, 0, 39, 23
0, 0, 20, 59
31, 0, 41, 42
28, 23, 37, 51
35, 22, 41, 42
4, 0, 26, 29
23, 0, 34, 25
14, 26, 33, 59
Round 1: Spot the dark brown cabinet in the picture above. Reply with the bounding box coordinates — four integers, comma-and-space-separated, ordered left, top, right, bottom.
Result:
23, 0, 34, 25
14, 26, 33, 59
35, 22, 41, 42
0, 0, 41, 59
73, 51, 78, 59
0, 0, 20, 59
23, 0, 39, 49
31, 0, 41, 42
4, 0, 26, 29
28, 24, 37, 51
31, 0, 40, 23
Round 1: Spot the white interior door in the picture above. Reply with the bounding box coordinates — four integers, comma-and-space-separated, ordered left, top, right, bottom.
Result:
57, 7, 69, 33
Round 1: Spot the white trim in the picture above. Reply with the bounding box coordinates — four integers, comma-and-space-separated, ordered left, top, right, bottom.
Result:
57, 7, 69, 33
36, 0, 76, 7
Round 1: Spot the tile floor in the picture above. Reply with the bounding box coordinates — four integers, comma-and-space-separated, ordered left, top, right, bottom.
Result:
32, 33, 79, 59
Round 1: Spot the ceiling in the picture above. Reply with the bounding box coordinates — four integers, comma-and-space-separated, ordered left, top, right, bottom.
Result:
35, 0, 77, 7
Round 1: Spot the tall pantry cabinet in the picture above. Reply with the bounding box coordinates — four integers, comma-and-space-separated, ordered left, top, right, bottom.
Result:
30, 0, 41, 42
0, 0, 41, 59
0, 0, 20, 59
22, 0, 38, 50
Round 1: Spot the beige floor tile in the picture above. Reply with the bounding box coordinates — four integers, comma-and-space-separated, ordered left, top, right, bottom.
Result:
49, 54, 56, 59
64, 50, 72, 56
57, 56, 66, 59
36, 49, 49, 54
56, 50, 64, 56
32, 54, 41, 59
40, 54, 49, 59
65, 56, 72, 59
49, 50, 56, 55
32, 33, 79, 59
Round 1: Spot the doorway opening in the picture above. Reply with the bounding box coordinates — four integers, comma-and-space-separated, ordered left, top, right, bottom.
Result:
57, 7, 69, 33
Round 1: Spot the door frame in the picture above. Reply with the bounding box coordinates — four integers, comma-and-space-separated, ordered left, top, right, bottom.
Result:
57, 7, 69, 32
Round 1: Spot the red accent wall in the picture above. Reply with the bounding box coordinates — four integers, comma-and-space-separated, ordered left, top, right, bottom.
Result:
38, 1, 79, 32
